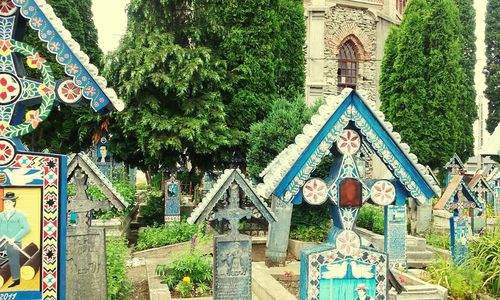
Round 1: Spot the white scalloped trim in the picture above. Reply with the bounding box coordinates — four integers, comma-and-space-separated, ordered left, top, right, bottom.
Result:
256, 89, 442, 200
33, 0, 124, 111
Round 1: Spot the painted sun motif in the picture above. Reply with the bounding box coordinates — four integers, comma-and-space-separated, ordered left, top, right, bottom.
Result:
0, 138, 16, 166
57, 79, 83, 104
337, 129, 361, 155
0, 0, 17, 17
0, 73, 21, 105
336, 230, 361, 257
370, 180, 396, 206
303, 178, 328, 205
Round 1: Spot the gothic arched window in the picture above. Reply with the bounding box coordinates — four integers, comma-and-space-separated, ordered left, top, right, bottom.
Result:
337, 40, 358, 88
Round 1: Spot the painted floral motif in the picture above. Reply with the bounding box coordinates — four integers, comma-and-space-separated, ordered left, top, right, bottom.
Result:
0, 138, 15, 166
371, 180, 396, 206
25, 109, 41, 128
57, 79, 82, 104
0, 72, 21, 104
336, 230, 361, 257
26, 52, 47, 69
0, 121, 8, 135
0, 0, 17, 17
337, 129, 361, 155
0, 39, 12, 56
303, 178, 328, 205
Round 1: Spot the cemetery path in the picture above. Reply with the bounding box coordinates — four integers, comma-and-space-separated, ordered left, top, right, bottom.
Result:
128, 265, 150, 300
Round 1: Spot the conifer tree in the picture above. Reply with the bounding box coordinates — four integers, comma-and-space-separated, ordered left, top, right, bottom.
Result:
485, 0, 500, 133
107, 0, 306, 172
453, 0, 477, 160
380, 0, 465, 169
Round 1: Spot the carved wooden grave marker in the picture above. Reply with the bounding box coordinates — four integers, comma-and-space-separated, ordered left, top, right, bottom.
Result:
0, 0, 123, 297
255, 89, 441, 299
435, 174, 482, 264
188, 169, 275, 300
165, 176, 181, 222
66, 153, 128, 299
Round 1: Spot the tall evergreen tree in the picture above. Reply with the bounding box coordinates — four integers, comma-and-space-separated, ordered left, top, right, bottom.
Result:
379, 27, 400, 119
380, 0, 465, 169
106, 0, 235, 174
485, 0, 500, 134
454, 0, 477, 160
194, 0, 305, 164
20, 0, 104, 153
106, 0, 306, 173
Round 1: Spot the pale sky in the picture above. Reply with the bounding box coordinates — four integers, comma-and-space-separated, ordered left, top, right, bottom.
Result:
92, 0, 130, 54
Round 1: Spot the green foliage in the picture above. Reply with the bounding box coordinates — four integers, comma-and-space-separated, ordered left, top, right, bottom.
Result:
425, 231, 451, 250
106, 0, 305, 173
156, 251, 213, 297
355, 205, 384, 235
453, 0, 477, 159
106, 237, 132, 300
114, 180, 137, 208
247, 96, 321, 179
135, 222, 199, 251
380, 0, 475, 168
466, 229, 500, 296
139, 189, 164, 226
289, 222, 331, 242
21, 0, 104, 153
485, 0, 500, 134
422, 258, 484, 299
289, 202, 331, 242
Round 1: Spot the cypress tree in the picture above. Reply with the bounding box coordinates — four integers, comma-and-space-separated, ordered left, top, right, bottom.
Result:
380, 0, 435, 165
454, 0, 477, 160
379, 27, 400, 119
380, 0, 465, 169
193, 0, 306, 165
424, 0, 462, 167
485, 0, 500, 134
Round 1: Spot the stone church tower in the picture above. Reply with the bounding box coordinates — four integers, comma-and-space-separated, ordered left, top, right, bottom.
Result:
305, 0, 407, 104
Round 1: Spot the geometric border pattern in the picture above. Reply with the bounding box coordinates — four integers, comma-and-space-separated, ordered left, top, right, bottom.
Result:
6, 153, 61, 300
12, 0, 123, 112
303, 246, 387, 300
282, 104, 431, 204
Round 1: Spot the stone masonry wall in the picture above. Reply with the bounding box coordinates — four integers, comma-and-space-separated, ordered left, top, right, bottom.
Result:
324, 5, 378, 101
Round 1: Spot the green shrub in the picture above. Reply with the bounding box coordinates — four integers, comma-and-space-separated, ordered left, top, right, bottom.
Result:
289, 221, 331, 242
156, 251, 213, 297
422, 258, 484, 299
356, 205, 384, 235
425, 231, 451, 250
466, 228, 500, 296
106, 237, 132, 300
139, 189, 164, 226
135, 222, 199, 251
289, 202, 331, 242
136, 182, 148, 190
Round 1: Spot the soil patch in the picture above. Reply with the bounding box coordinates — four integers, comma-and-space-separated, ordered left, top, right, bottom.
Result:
128, 265, 150, 300
272, 274, 300, 298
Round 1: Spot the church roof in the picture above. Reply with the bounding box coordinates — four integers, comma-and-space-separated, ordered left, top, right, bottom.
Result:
434, 175, 482, 211
13, 0, 124, 112
67, 152, 128, 210
188, 169, 275, 225
256, 89, 441, 205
